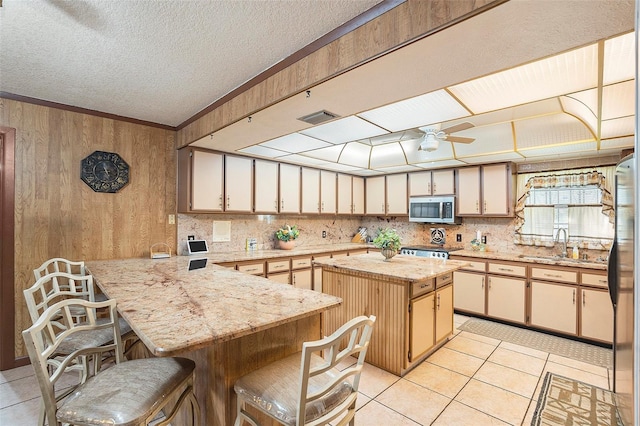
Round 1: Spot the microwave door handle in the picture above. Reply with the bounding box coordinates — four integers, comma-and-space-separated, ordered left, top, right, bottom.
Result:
439, 202, 444, 219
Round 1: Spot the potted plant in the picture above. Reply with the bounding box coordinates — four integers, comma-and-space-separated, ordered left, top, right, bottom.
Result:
372, 228, 401, 261
275, 224, 299, 250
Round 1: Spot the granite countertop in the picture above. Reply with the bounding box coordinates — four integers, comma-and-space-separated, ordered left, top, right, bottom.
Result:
204, 243, 372, 264
451, 250, 607, 271
314, 252, 468, 283
86, 257, 341, 357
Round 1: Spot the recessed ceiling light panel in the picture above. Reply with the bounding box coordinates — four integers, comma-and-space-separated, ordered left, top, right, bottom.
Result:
300, 116, 387, 144
260, 133, 332, 153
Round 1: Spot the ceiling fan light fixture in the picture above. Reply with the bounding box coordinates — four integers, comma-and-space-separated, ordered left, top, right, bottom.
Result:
419, 133, 440, 152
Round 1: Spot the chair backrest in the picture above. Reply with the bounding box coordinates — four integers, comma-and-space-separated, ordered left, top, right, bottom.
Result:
34, 258, 86, 292
297, 315, 376, 426
24, 272, 96, 327
22, 298, 123, 426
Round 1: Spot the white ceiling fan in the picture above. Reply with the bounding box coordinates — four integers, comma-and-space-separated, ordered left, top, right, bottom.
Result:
418, 122, 476, 152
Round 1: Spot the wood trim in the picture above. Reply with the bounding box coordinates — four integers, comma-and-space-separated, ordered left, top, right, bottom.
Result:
0, 127, 16, 370
0, 92, 175, 131
176, 0, 406, 130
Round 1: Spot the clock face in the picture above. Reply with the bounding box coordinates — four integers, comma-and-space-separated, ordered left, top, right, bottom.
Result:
81, 151, 130, 193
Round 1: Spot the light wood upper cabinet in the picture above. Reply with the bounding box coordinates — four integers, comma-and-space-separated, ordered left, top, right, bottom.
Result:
337, 173, 352, 214
409, 170, 454, 196
457, 166, 481, 215
178, 148, 224, 212
254, 159, 278, 213
365, 176, 385, 215
457, 163, 514, 217
320, 170, 336, 214
224, 156, 253, 212
279, 163, 300, 213
301, 168, 320, 214
386, 174, 408, 215
352, 176, 365, 215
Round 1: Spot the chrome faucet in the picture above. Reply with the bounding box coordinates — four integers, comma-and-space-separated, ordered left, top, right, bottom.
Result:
555, 228, 568, 258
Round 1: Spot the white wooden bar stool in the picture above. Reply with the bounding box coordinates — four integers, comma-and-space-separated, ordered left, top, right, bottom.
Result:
233, 315, 376, 426
34, 257, 108, 302
23, 298, 200, 426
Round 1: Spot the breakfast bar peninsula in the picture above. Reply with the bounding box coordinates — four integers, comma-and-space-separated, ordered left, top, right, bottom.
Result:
314, 253, 467, 376
85, 256, 341, 426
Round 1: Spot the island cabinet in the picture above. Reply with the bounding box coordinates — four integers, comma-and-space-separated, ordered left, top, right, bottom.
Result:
315, 254, 467, 376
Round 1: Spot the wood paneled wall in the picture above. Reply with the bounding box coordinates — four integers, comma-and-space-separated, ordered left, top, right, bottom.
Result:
0, 98, 177, 359
176, 0, 502, 147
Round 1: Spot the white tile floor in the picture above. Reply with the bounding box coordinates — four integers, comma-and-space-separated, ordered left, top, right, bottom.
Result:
1, 314, 613, 425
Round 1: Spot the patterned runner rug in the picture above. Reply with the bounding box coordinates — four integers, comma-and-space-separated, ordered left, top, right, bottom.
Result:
458, 317, 612, 368
531, 372, 622, 426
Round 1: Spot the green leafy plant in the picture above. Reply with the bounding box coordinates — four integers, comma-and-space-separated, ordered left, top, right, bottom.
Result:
275, 224, 300, 242
372, 228, 401, 251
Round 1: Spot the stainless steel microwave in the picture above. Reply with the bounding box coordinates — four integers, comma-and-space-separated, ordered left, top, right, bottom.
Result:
408, 196, 460, 224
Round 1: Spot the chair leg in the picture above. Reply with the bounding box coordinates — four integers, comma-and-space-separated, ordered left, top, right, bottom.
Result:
234, 399, 259, 426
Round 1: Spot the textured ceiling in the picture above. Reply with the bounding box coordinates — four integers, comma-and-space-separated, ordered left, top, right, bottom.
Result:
0, 0, 382, 127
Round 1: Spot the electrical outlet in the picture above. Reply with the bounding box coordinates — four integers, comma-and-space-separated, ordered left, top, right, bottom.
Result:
188, 235, 195, 241
456, 234, 462, 242
481, 236, 487, 244
168, 214, 175, 224
322, 230, 327, 238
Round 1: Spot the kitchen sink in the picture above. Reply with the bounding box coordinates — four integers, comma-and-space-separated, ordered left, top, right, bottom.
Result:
517, 254, 607, 264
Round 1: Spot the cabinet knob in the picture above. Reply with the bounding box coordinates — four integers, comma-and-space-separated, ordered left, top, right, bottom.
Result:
227, 195, 230, 209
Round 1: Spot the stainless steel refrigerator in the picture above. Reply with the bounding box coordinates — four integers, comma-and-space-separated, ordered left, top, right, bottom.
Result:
609, 154, 638, 426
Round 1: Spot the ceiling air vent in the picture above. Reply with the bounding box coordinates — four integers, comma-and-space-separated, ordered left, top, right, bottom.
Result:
297, 110, 340, 125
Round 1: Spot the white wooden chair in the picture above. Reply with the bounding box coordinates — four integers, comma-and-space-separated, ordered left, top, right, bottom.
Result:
33, 257, 107, 302
23, 298, 200, 426
233, 315, 376, 426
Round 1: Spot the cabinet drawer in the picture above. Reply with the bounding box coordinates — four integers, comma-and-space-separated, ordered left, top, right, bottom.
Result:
291, 257, 312, 270
411, 279, 435, 298
237, 262, 265, 275
531, 267, 577, 283
581, 273, 608, 288
268, 259, 290, 273
462, 260, 486, 272
436, 272, 453, 288
488, 262, 526, 277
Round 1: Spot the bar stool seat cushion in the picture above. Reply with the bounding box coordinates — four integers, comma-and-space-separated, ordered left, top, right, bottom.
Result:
234, 352, 352, 425
57, 317, 132, 354
57, 357, 195, 425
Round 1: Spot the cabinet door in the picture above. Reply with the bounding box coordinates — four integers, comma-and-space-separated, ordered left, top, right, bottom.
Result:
386, 174, 408, 215
224, 156, 253, 212
337, 174, 352, 214
408, 171, 432, 196
453, 271, 485, 314
292, 269, 313, 290
435, 285, 453, 343
530, 281, 577, 335
580, 288, 613, 343
487, 275, 526, 324
320, 170, 337, 214
410, 293, 435, 361
268, 272, 290, 285
301, 168, 320, 214
432, 169, 455, 195
279, 164, 300, 213
254, 160, 279, 213
365, 176, 386, 215
457, 167, 481, 215
482, 164, 510, 215
191, 150, 223, 211
352, 176, 365, 215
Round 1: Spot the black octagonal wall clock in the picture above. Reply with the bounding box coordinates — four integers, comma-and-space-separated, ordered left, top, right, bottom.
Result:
80, 150, 130, 193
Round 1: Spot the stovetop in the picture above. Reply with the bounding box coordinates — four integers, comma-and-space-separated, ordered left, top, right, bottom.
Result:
400, 245, 462, 253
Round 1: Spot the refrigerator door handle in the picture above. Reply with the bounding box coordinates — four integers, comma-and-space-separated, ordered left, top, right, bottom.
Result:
607, 239, 618, 307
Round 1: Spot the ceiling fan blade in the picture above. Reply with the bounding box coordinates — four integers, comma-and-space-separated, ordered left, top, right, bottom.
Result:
447, 136, 475, 144
441, 122, 474, 134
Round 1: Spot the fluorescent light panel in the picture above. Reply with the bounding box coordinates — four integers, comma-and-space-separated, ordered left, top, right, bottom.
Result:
238, 145, 288, 158
260, 133, 332, 153
515, 113, 594, 149
300, 116, 388, 144
603, 32, 635, 84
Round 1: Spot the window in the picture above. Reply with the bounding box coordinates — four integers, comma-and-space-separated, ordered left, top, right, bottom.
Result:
514, 168, 614, 247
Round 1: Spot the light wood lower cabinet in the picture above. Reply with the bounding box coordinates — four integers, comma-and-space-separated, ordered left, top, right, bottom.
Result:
453, 271, 485, 315
530, 281, 577, 335
292, 269, 312, 290
435, 285, 453, 343
580, 288, 613, 342
268, 272, 290, 285
410, 293, 435, 362
487, 275, 526, 324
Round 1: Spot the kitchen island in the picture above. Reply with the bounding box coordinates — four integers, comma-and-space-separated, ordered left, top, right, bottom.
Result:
86, 256, 341, 426
314, 253, 468, 376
